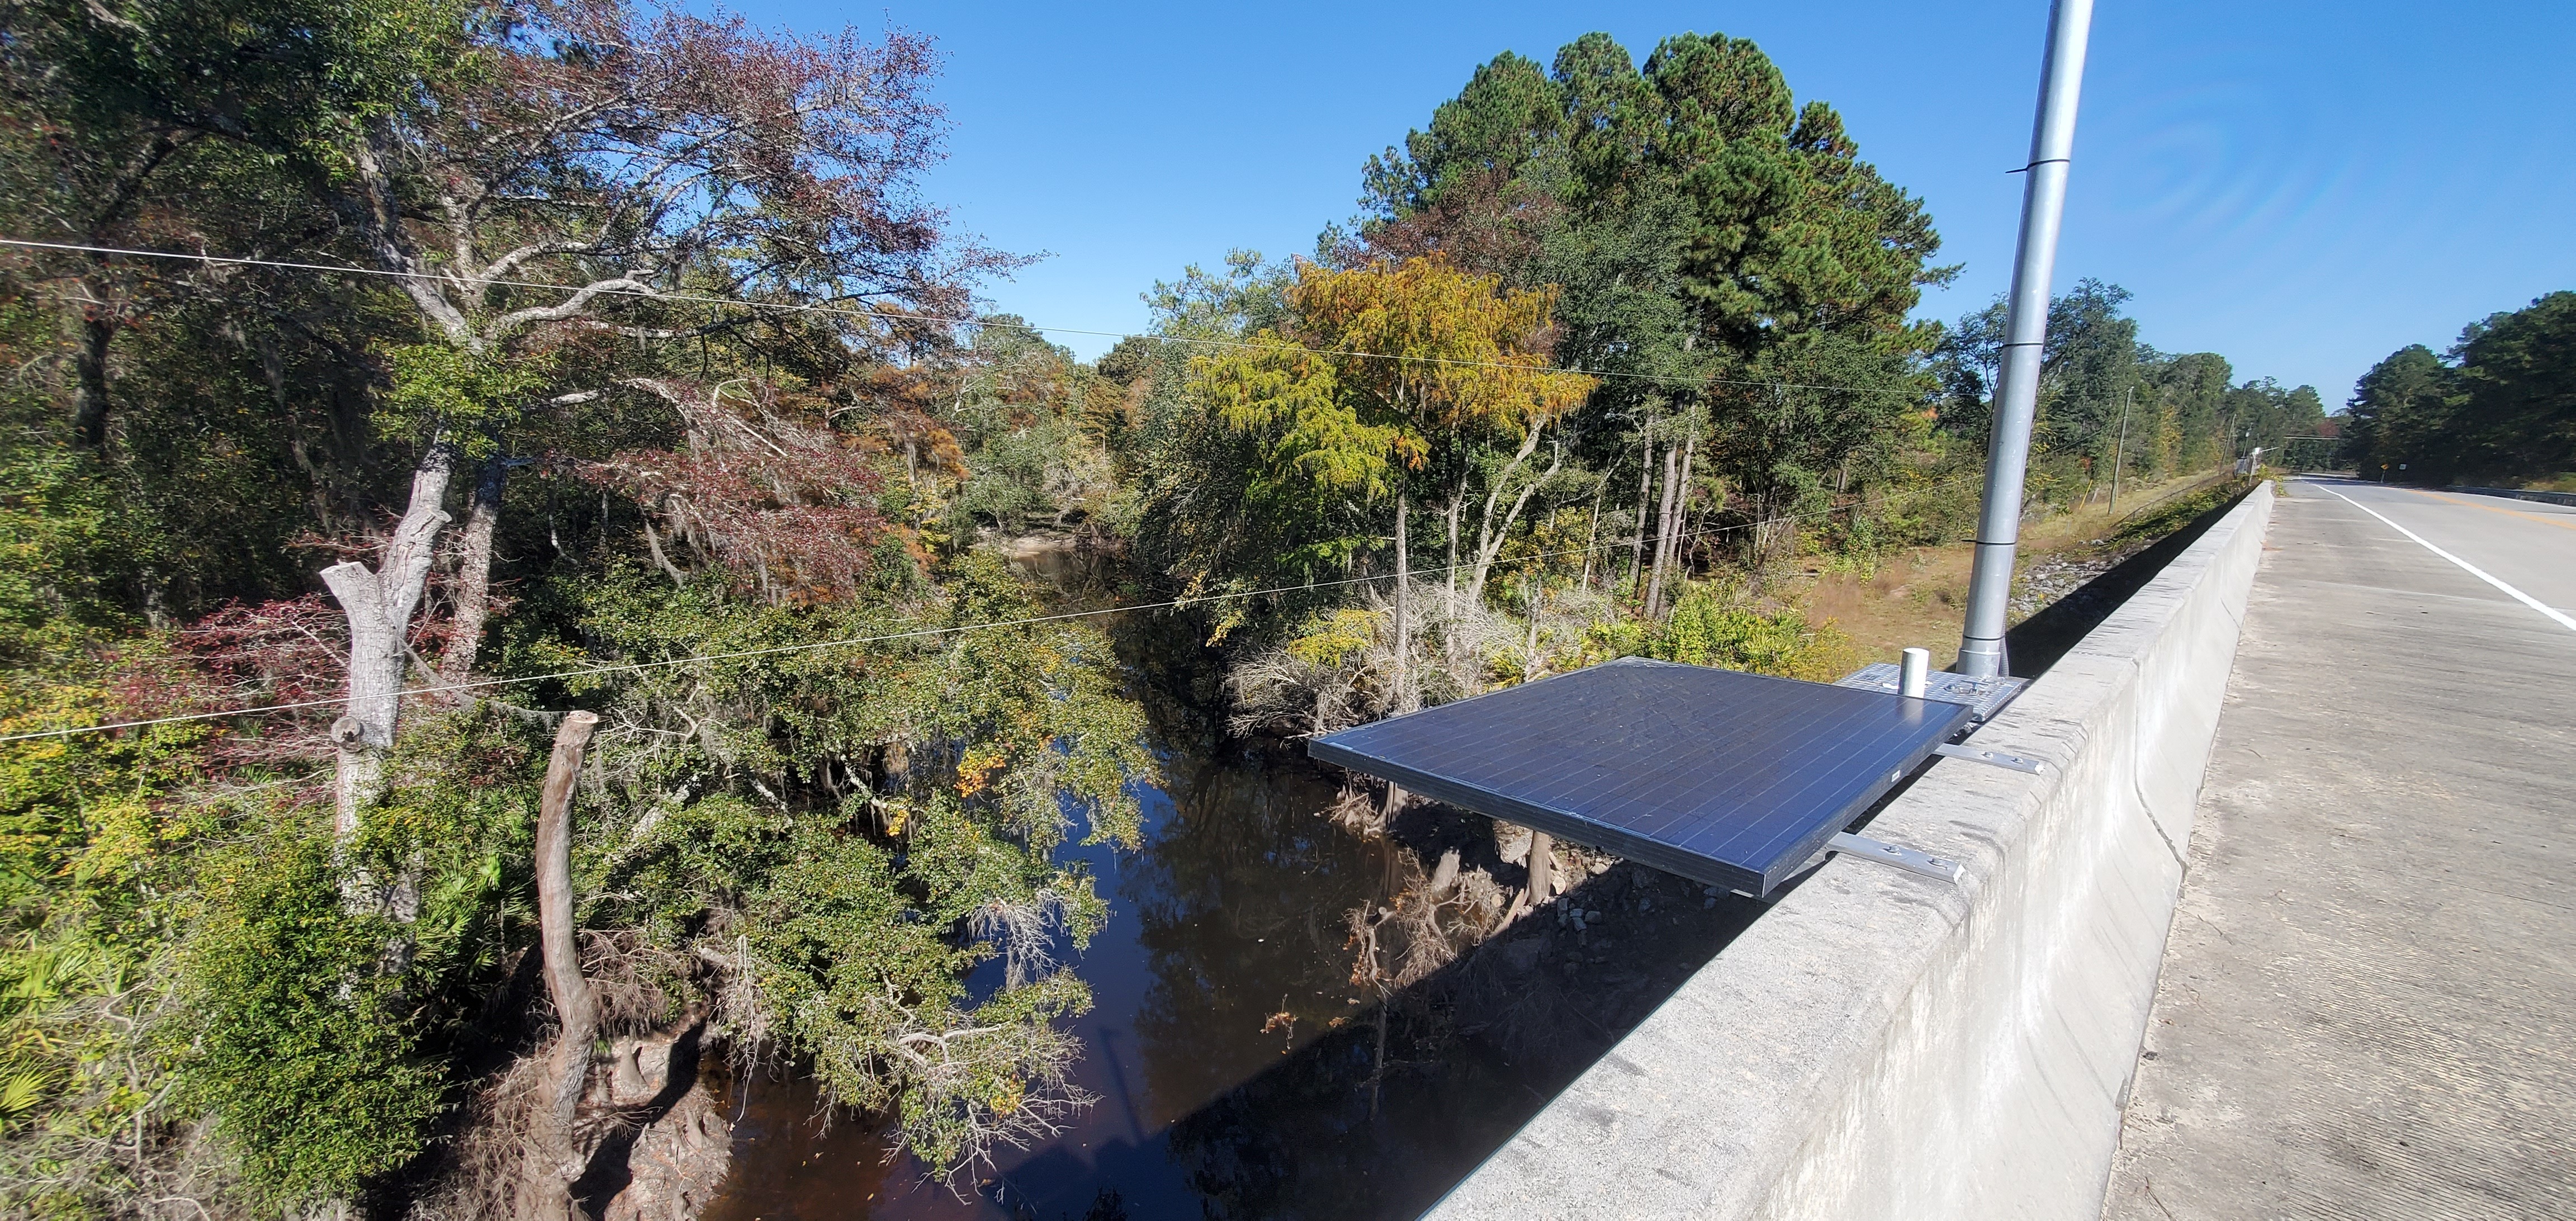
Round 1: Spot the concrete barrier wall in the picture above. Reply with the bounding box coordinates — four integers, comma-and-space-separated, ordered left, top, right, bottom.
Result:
1431, 482, 2277, 1221
2447, 484, 2576, 507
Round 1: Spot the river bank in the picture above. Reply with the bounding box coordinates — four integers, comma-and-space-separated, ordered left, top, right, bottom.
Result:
699, 629, 1762, 1220
689, 471, 2260, 1219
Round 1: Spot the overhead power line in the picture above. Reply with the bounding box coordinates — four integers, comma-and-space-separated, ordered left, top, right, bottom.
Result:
0, 236, 1930, 400
0, 472, 1993, 746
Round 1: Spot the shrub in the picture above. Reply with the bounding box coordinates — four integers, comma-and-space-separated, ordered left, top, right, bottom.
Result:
180, 832, 446, 1206
1651, 585, 1859, 682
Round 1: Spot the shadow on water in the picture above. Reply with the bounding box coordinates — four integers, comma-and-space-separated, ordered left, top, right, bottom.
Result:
697, 485, 2267, 1217
698, 586, 1767, 1221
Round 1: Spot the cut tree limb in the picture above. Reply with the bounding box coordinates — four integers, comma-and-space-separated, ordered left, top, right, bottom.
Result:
1505, 829, 1556, 920
1526, 831, 1556, 906
1429, 848, 1460, 896
320, 448, 455, 839
527, 711, 602, 1221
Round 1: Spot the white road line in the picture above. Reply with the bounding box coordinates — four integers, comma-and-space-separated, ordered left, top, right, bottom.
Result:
2309, 481, 2576, 633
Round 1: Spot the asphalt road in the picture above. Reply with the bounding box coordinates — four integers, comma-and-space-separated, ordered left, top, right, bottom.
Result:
2101, 477, 2575, 1220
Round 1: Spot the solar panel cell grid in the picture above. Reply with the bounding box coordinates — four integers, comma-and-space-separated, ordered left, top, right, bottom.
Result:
1308, 657, 1971, 896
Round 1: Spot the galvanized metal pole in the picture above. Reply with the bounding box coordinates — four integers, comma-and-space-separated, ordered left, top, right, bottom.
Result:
1957, 0, 2095, 679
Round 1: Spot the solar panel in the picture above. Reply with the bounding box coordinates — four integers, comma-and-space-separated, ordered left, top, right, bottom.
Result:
1308, 657, 1973, 897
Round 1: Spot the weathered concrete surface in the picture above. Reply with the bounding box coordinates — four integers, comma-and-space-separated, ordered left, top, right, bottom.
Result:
1429, 485, 2276, 1221
2102, 480, 2576, 1220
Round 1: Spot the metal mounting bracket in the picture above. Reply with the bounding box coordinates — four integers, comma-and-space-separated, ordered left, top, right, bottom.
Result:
1826, 832, 1963, 884
1835, 663, 2030, 722
1933, 741, 2049, 775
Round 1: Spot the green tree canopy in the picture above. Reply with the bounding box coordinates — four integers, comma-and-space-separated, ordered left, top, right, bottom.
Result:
1360, 31, 1947, 363
1934, 281, 2327, 489
1152, 256, 1593, 624
2345, 291, 2576, 484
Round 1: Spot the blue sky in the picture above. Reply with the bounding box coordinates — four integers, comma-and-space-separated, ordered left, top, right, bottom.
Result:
749, 1, 2574, 405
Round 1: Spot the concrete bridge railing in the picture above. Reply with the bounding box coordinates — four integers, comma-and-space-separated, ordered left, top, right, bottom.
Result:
1431, 481, 2279, 1221
2446, 484, 2576, 507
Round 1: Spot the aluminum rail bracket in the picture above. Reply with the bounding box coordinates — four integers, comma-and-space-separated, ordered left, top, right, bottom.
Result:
1826, 832, 1964, 885
1933, 741, 2049, 775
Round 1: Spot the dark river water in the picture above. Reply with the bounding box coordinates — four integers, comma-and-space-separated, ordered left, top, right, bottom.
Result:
695, 560, 1765, 1221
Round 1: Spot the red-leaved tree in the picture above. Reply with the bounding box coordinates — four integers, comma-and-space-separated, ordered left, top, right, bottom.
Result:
581, 378, 888, 602
304, 0, 1010, 835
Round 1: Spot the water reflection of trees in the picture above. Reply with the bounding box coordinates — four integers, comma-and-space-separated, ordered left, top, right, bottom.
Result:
1121, 749, 1383, 1125
1163, 1012, 1538, 1221
1153, 859, 1761, 1221
696, 594, 1770, 1219
1101, 607, 1765, 1218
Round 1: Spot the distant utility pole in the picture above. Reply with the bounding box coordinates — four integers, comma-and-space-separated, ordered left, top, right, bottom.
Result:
2108, 386, 2133, 513
1958, 0, 2095, 679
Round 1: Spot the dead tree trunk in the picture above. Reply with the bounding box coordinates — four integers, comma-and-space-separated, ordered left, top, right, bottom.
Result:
1644, 444, 1680, 619
1442, 493, 1462, 603
1466, 426, 1557, 607
320, 449, 455, 839
1429, 848, 1461, 895
1658, 425, 1698, 612
1578, 472, 1606, 590
1625, 433, 1654, 591
1442, 491, 1463, 672
438, 453, 509, 692
1392, 492, 1415, 714
1522, 576, 1544, 679
527, 711, 602, 1221
1525, 831, 1556, 907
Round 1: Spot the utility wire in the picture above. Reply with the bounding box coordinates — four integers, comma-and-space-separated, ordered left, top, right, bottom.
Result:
0, 236, 1932, 400
0, 472, 1994, 746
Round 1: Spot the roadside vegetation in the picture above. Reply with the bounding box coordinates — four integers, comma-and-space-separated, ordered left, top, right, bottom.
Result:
2341, 291, 2575, 488
1117, 36, 2318, 728
0, 6, 2323, 1218
0, 2, 1147, 1214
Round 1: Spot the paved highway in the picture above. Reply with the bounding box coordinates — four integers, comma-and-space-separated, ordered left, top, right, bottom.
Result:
2307, 479, 2576, 626
2103, 478, 2575, 1220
